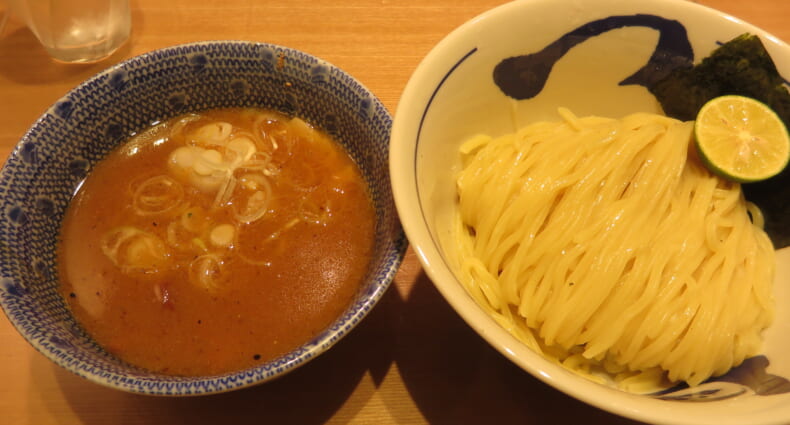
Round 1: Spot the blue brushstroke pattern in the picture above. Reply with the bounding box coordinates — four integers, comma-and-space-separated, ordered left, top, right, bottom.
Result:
493, 14, 693, 100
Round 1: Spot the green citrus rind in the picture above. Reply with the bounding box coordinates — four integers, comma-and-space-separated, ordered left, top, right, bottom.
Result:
694, 95, 790, 183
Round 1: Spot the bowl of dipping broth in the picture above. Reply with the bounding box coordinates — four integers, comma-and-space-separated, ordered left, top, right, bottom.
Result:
0, 41, 406, 395
390, 0, 790, 423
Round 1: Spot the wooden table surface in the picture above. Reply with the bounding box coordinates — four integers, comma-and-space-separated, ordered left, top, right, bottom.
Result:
1, 1, 789, 424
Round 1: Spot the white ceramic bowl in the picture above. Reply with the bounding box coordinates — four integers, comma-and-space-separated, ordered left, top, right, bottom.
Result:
0, 41, 406, 395
390, 0, 790, 423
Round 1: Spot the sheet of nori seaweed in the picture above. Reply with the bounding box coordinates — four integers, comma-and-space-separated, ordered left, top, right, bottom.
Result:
651, 34, 790, 123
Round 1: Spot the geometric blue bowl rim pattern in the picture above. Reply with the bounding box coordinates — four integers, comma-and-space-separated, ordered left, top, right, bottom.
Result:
0, 40, 407, 396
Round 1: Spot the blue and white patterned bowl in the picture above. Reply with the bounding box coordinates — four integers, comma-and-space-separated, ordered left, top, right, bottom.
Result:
391, 0, 790, 424
0, 41, 406, 395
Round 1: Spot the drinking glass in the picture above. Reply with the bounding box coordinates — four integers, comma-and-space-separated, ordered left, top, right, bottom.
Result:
9, 0, 130, 63
0, 0, 8, 38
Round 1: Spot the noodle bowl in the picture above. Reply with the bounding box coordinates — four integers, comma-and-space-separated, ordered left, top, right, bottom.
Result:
390, 0, 790, 423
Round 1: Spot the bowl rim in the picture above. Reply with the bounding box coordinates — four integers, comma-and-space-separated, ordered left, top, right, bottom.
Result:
390, 0, 790, 423
0, 39, 407, 396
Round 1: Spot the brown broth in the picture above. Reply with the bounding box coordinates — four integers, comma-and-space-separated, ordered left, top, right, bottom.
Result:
57, 108, 375, 376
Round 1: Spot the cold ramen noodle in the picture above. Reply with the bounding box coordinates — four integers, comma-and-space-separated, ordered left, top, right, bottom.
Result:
58, 108, 375, 376
454, 108, 775, 391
